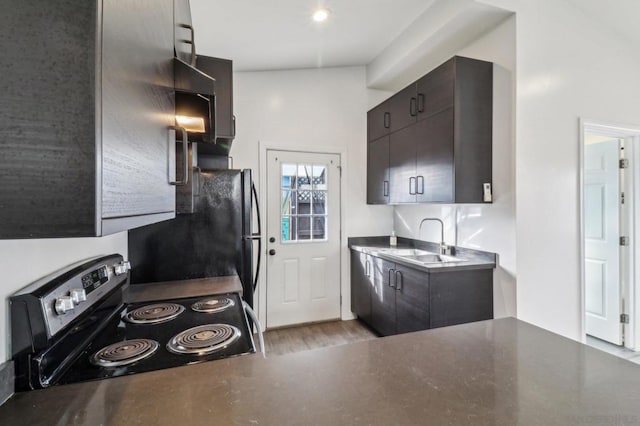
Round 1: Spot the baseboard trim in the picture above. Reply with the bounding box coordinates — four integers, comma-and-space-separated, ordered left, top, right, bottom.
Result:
0, 361, 14, 406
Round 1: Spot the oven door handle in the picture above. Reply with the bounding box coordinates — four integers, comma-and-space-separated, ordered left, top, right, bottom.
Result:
243, 301, 265, 358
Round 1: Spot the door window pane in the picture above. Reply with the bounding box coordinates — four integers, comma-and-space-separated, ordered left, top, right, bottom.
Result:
281, 162, 329, 242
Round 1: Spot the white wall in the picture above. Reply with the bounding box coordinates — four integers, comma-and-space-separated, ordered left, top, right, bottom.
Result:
0, 233, 128, 362
477, 0, 640, 340
229, 66, 394, 323
392, 16, 516, 319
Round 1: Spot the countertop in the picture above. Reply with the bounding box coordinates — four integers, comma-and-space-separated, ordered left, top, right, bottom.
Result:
1, 318, 640, 425
124, 275, 243, 303
349, 236, 496, 273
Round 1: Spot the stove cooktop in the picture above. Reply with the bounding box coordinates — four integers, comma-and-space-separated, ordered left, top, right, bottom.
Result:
58, 293, 254, 385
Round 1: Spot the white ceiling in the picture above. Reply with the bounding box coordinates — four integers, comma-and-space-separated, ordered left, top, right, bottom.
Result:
190, 0, 436, 72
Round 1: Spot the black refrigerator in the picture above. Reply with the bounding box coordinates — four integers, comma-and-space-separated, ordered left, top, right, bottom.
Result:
127, 169, 261, 308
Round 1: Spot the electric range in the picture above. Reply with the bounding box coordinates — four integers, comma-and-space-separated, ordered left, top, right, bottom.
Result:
10, 254, 257, 391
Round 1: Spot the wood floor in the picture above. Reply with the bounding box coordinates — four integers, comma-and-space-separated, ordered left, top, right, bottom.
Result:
261, 320, 378, 356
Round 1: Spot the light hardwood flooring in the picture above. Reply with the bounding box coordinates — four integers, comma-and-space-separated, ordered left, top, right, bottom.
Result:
261, 320, 378, 356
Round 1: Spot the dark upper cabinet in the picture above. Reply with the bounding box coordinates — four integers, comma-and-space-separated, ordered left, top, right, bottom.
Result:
367, 136, 390, 204
394, 264, 429, 334
174, 0, 195, 65
366, 55, 493, 205
389, 125, 417, 204
416, 58, 455, 120
196, 56, 235, 141
388, 84, 417, 133
367, 101, 391, 142
0, 0, 176, 238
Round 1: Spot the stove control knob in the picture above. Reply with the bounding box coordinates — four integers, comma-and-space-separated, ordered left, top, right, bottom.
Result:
55, 296, 75, 315
114, 261, 131, 276
70, 289, 87, 304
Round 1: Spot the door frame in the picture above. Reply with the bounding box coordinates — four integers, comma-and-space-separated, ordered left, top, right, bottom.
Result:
579, 118, 640, 350
257, 141, 349, 328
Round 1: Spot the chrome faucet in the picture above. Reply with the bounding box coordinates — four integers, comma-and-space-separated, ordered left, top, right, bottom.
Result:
418, 218, 454, 255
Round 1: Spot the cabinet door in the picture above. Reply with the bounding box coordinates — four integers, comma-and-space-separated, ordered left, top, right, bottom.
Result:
350, 251, 372, 324
174, 0, 195, 65
389, 125, 417, 204
370, 257, 396, 336
429, 269, 493, 328
415, 108, 454, 203
389, 84, 417, 133
196, 56, 234, 140
416, 58, 454, 121
101, 0, 176, 223
395, 265, 429, 334
367, 136, 390, 204
367, 101, 390, 142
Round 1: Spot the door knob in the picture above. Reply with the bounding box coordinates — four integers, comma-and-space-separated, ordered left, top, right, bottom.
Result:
269, 249, 276, 256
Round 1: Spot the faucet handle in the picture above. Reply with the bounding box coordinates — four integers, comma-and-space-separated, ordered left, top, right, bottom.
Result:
440, 243, 455, 256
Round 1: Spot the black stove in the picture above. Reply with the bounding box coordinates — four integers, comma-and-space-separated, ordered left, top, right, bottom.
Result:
10, 254, 256, 391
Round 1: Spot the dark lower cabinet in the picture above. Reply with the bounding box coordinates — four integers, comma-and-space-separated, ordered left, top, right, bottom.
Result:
350, 250, 493, 336
367, 136, 390, 204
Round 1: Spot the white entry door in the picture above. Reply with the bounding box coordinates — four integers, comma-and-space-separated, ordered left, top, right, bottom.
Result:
584, 139, 622, 344
265, 150, 342, 328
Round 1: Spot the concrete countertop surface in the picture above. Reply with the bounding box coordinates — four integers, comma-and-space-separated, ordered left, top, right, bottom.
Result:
124, 275, 243, 304
1, 318, 639, 425
349, 236, 496, 273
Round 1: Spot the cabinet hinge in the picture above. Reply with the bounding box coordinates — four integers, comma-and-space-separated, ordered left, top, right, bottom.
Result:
621, 313, 630, 324
620, 159, 629, 169
621, 192, 625, 204
620, 236, 629, 246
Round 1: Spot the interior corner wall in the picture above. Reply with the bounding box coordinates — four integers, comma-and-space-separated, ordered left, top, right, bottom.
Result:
229, 66, 394, 322
0, 232, 128, 362
392, 15, 517, 319
480, 0, 640, 340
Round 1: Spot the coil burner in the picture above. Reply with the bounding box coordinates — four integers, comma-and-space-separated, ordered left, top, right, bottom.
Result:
191, 296, 235, 313
167, 324, 241, 355
125, 303, 185, 324
90, 339, 159, 368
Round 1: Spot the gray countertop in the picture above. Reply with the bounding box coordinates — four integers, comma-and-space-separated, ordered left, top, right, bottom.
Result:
349, 236, 496, 273
124, 275, 243, 303
1, 318, 639, 425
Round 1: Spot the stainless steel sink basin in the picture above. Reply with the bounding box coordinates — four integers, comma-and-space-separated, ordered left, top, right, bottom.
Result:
375, 248, 466, 265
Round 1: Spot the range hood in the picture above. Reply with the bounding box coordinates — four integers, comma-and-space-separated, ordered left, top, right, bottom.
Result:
174, 58, 229, 154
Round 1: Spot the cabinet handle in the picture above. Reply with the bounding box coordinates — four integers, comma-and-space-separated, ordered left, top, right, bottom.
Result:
388, 268, 395, 288
417, 94, 425, 113
169, 126, 189, 186
365, 260, 370, 277
410, 97, 417, 117
417, 176, 424, 195
409, 177, 416, 195
383, 180, 389, 197
232, 115, 237, 137
383, 112, 390, 129
180, 24, 197, 67
395, 271, 403, 291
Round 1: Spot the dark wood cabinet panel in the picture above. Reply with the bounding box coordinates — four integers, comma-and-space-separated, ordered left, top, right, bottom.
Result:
370, 257, 396, 336
395, 265, 429, 334
415, 108, 454, 203
389, 84, 418, 133
350, 251, 372, 324
416, 58, 454, 120
389, 125, 417, 204
367, 101, 390, 142
0, 0, 176, 238
429, 269, 493, 329
367, 136, 390, 204
196, 56, 234, 140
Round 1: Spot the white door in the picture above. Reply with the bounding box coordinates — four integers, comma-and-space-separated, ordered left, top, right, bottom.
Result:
584, 139, 622, 344
265, 150, 341, 328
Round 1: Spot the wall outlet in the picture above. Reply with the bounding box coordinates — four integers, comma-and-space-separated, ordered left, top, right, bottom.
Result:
483, 183, 492, 202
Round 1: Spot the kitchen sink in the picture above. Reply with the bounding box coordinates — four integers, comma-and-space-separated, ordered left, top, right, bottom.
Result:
375, 248, 466, 265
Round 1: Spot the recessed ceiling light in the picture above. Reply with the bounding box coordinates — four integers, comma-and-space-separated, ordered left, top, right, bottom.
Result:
312, 8, 330, 22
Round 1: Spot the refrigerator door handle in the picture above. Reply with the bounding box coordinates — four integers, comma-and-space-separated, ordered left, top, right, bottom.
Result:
251, 183, 262, 291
